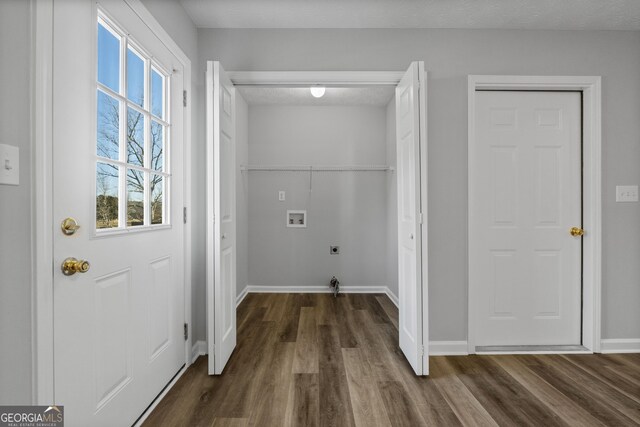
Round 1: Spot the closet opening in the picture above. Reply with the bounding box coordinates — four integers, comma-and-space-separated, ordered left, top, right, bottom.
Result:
236, 84, 398, 302
206, 65, 428, 376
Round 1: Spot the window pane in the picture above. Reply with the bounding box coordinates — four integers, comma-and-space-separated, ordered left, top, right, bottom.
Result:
151, 69, 164, 119
150, 175, 164, 225
127, 169, 144, 226
97, 23, 120, 93
127, 107, 144, 166
127, 48, 145, 107
97, 90, 120, 160
150, 121, 164, 171
96, 163, 119, 229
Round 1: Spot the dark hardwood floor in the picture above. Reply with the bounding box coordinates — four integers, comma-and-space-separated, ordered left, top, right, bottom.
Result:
143, 293, 640, 426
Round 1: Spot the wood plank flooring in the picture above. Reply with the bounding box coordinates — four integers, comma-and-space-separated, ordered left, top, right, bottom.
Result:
143, 293, 640, 427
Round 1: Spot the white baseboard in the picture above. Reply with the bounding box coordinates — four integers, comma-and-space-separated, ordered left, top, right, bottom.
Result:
600, 338, 640, 353
246, 285, 391, 294
236, 285, 249, 307
385, 288, 399, 307
190, 340, 207, 363
429, 341, 469, 356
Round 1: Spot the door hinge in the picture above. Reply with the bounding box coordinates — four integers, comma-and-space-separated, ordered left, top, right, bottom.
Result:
183, 90, 187, 107
418, 212, 424, 225
420, 345, 425, 356
183, 207, 187, 224
184, 323, 189, 341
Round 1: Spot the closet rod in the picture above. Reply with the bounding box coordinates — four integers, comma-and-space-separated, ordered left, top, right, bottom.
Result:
240, 165, 393, 172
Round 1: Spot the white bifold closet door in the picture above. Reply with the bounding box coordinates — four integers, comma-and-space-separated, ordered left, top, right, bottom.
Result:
396, 62, 428, 376
206, 61, 237, 374
205, 61, 429, 376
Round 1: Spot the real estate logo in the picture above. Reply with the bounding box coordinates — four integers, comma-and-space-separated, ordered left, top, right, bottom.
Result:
0, 406, 64, 427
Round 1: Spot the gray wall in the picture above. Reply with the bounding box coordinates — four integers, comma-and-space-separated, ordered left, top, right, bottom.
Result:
198, 28, 640, 341
140, 0, 197, 67
0, 0, 33, 404
246, 105, 389, 289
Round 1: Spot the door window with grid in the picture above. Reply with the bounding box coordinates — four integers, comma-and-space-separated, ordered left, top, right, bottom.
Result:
96, 14, 170, 231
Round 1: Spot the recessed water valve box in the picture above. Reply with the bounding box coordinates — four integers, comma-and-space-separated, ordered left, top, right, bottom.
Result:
287, 210, 307, 228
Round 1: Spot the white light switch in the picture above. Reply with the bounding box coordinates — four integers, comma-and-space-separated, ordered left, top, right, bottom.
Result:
278, 190, 285, 201
616, 185, 638, 202
0, 144, 19, 186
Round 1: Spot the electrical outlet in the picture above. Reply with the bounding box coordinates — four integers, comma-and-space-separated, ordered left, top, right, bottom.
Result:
278, 190, 285, 201
330, 246, 340, 255
616, 185, 638, 202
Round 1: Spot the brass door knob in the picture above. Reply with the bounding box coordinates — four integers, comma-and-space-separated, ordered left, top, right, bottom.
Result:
570, 227, 585, 237
62, 257, 90, 276
61, 218, 80, 236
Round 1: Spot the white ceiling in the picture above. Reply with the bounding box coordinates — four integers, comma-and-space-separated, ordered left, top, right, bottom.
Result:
237, 86, 395, 106
179, 0, 640, 30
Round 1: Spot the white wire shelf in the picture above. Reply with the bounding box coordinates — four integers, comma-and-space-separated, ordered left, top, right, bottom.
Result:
240, 165, 393, 172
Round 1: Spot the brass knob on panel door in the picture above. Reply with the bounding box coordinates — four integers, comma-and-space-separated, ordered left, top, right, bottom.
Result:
570, 227, 585, 237
62, 257, 90, 276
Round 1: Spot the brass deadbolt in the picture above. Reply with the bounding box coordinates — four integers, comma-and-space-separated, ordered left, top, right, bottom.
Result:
61, 217, 80, 236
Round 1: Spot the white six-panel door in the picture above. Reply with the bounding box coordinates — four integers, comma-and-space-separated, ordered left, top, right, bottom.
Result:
206, 61, 237, 374
396, 62, 428, 375
52, 1, 185, 425
470, 91, 582, 347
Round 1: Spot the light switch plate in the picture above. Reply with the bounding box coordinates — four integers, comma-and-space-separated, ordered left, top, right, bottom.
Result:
278, 190, 285, 201
0, 144, 19, 186
616, 185, 638, 202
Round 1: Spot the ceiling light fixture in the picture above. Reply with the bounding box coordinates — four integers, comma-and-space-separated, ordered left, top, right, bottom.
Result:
310, 86, 326, 98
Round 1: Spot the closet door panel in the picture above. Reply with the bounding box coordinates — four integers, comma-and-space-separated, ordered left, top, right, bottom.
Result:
395, 61, 428, 376
206, 61, 237, 375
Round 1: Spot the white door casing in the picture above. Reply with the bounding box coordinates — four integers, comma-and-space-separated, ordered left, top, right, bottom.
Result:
52, 1, 185, 425
395, 62, 428, 375
206, 61, 237, 375
470, 91, 582, 347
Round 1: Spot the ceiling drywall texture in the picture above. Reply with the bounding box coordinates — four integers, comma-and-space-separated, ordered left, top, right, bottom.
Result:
237, 86, 395, 106
179, 0, 640, 30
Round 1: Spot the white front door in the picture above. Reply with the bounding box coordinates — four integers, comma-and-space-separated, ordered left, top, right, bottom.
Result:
52, 1, 185, 425
206, 61, 237, 374
396, 62, 428, 375
470, 91, 582, 348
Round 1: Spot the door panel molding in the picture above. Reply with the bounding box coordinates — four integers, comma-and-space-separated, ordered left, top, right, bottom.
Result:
31, 0, 193, 405
467, 75, 602, 354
